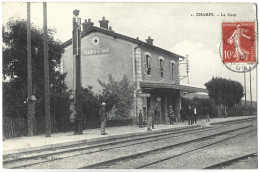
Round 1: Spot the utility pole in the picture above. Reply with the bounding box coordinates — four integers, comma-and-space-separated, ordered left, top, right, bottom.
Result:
43, 2, 51, 137
220, 78, 222, 107
72, 9, 83, 135
27, 2, 36, 136
186, 55, 189, 84
250, 70, 252, 109
244, 71, 247, 113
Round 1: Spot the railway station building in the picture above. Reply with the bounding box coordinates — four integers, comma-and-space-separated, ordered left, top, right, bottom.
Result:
61, 17, 206, 123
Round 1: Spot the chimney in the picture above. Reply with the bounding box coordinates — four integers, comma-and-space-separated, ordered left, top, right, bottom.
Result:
136, 37, 139, 40
146, 36, 154, 45
109, 26, 114, 32
99, 16, 109, 30
82, 19, 94, 32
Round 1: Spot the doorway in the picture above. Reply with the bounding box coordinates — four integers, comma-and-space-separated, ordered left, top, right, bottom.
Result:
155, 101, 162, 124
147, 97, 151, 111
161, 96, 166, 123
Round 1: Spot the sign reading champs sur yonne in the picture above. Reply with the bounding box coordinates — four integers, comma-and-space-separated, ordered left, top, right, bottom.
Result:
139, 93, 151, 98
83, 48, 110, 56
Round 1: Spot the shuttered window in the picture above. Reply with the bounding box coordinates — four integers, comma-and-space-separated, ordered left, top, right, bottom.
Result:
160, 59, 164, 77
171, 62, 175, 78
145, 54, 151, 75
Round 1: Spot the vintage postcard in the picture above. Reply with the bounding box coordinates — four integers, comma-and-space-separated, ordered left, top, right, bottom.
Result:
2, 2, 258, 169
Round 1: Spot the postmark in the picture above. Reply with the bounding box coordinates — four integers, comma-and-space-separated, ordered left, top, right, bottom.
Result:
220, 22, 258, 73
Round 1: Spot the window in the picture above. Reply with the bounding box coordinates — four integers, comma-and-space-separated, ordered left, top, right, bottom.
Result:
145, 54, 152, 75
92, 37, 100, 45
160, 59, 164, 77
170, 61, 175, 79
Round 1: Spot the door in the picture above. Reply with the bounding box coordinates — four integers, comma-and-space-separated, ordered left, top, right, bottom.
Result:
161, 96, 166, 123
155, 101, 162, 124
147, 97, 151, 111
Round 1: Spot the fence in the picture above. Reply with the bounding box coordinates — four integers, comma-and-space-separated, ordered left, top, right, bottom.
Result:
3, 116, 133, 139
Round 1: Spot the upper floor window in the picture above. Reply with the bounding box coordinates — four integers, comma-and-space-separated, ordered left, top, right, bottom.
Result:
170, 61, 175, 79
145, 53, 152, 75
159, 57, 164, 77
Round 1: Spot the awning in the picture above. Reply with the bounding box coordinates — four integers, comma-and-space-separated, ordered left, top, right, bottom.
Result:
140, 82, 207, 93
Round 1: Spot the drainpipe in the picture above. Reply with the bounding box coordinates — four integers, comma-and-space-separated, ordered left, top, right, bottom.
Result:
134, 46, 139, 123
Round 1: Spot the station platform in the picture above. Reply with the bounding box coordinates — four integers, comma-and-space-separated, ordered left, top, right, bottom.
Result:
2, 116, 256, 156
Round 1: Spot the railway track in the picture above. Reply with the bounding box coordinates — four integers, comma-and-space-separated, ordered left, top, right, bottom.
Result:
210, 117, 256, 126
3, 118, 256, 169
83, 124, 256, 169
4, 125, 211, 168
3, 125, 201, 159
137, 129, 256, 169
204, 153, 257, 169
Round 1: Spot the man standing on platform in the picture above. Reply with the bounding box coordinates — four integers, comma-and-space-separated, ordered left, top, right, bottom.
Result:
188, 105, 193, 125
154, 107, 160, 124
193, 106, 197, 124
168, 106, 175, 125
100, 102, 107, 135
151, 108, 155, 129
147, 108, 153, 131
138, 109, 143, 128
180, 107, 185, 122
205, 106, 210, 122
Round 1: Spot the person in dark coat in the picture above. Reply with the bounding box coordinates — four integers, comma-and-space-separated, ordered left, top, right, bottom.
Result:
180, 107, 185, 122
151, 108, 155, 129
100, 102, 107, 135
205, 106, 210, 122
193, 106, 197, 124
138, 110, 143, 128
154, 107, 160, 124
147, 108, 153, 131
187, 105, 193, 125
168, 106, 175, 125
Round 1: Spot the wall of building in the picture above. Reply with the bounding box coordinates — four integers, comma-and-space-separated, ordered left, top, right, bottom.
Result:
140, 47, 180, 84
62, 32, 135, 93
136, 47, 181, 123
61, 31, 182, 121
139, 89, 181, 124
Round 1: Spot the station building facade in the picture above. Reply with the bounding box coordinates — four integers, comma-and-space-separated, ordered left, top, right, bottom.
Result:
61, 17, 206, 123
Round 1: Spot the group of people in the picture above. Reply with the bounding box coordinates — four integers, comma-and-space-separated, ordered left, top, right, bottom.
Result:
138, 106, 180, 131
138, 107, 160, 131
99, 101, 211, 135
138, 105, 211, 130
180, 106, 210, 125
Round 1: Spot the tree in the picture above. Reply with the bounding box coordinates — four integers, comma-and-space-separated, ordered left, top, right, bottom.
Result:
181, 97, 217, 117
98, 74, 119, 113
2, 19, 71, 132
114, 74, 134, 118
98, 74, 134, 118
81, 87, 100, 121
204, 77, 244, 108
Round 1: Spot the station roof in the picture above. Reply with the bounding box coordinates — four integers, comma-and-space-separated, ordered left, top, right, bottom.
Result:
140, 82, 207, 93
62, 26, 185, 59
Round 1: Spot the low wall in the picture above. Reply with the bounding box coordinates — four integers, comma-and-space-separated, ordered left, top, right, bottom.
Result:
3, 117, 133, 139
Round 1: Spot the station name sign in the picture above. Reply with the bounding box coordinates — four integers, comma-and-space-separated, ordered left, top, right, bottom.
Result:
83, 48, 110, 56
138, 93, 151, 98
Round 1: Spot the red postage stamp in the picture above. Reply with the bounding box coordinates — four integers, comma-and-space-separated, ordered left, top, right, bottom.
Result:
222, 22, 256, 63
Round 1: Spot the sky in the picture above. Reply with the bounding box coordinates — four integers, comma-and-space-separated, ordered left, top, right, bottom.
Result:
2, 2, 258, 101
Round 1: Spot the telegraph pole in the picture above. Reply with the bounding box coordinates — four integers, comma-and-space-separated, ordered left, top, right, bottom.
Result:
186, 55, 189, 84
244, 71, 247, 113
250, 70, 252, 108
43, 2, 51, 137
220, 78, 222, 107
27, 2, 36, 136
72, 10, 83, 134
